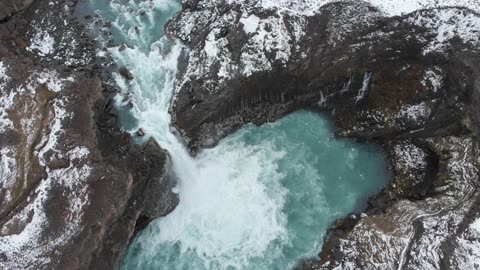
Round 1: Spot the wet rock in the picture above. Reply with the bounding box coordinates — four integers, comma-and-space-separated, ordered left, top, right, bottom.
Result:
106, 38, 116, 48
87, 139, 178, 270
136, 128, 145, 137
119, 66, 134, 80
0, 1, 179, 269
119, 133, 131, 145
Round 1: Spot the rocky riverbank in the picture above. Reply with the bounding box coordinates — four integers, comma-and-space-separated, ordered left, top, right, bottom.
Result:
166, 0, 480, 268
0, 1, 178, 269
1, 0, 479, 269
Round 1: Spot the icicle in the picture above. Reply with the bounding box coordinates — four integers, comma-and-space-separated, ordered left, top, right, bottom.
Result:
355, 72, 372, 103
318, 91, 327, 107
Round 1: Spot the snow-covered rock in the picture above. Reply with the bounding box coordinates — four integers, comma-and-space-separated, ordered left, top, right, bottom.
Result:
0, 67, 94, 268
167, 1, 480, 269
314, 137, 480, 270
0, 1, 178, 269
225, 0, 480, 17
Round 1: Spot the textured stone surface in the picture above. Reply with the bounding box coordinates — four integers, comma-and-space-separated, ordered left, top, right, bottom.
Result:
167, 1, 480, 268
0, 0, 34, 21
1, 0, 479, 269
0, 1, 178, 269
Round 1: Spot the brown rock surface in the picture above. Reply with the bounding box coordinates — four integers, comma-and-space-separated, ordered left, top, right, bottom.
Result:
0, 0, 34, 21
0, 1, 178, 269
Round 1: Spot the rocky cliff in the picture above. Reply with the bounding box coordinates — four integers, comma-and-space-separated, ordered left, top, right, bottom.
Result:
166, 0, 480, 268
0, 1, 178, 269
1, 0, 480, 269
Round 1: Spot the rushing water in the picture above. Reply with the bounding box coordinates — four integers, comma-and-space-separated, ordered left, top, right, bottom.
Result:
83, 0, 389, 269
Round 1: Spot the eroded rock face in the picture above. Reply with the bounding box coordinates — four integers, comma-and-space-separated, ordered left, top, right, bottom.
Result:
168, 0, 480, 149
0, 1, 178, 269
167, 0, 480, 268
307, 137, 480, 269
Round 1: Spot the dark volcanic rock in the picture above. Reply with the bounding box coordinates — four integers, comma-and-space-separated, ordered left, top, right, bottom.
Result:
119, 66, 134, 80
167, 0, 480, 268
136, 128, 146, 137
86, 139, 178, 270
168, 1, 478, 151
0, 1, 178, 269
0, 0, 34, 21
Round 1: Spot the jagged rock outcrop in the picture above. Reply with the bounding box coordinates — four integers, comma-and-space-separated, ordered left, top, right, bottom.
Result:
167, 0, 480, 151
0, 1, 178, 269
167, 0, 480, 268
2, 0, 479, 269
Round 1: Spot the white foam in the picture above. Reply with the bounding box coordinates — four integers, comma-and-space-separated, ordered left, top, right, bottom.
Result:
154, 140, 288, 268
110, 33, 290, 267
86, 0, 480, 269
104, 1, 295, 267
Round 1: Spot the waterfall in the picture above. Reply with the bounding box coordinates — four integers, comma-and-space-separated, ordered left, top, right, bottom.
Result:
85, 1, 389, 269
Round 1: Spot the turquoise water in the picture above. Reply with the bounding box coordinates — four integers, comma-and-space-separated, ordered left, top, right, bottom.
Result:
120, 110, 387, 270
83, 0, 389, 269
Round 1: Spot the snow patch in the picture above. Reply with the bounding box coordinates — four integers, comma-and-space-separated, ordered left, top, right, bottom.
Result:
0, 67, 93, 268
228, 0, 480, 16
0, 62, 18, 203
0, 64, 15, 133
204, 31, 219, 58
0, 61, 12, 96
422, 69, 444, 93
35, 71, 66, 92
0, 180, 53, 264
0, 61, 9, 82
68, 146, 90, 161
470, 218, 480, 234
394, 143, 428, 170
453, 236, 480, 269
0, 146, 17, 203
27, 29, 55, 56
407, 8, 480, 54
399, 102, 431, 122
240, 14, 260, 34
